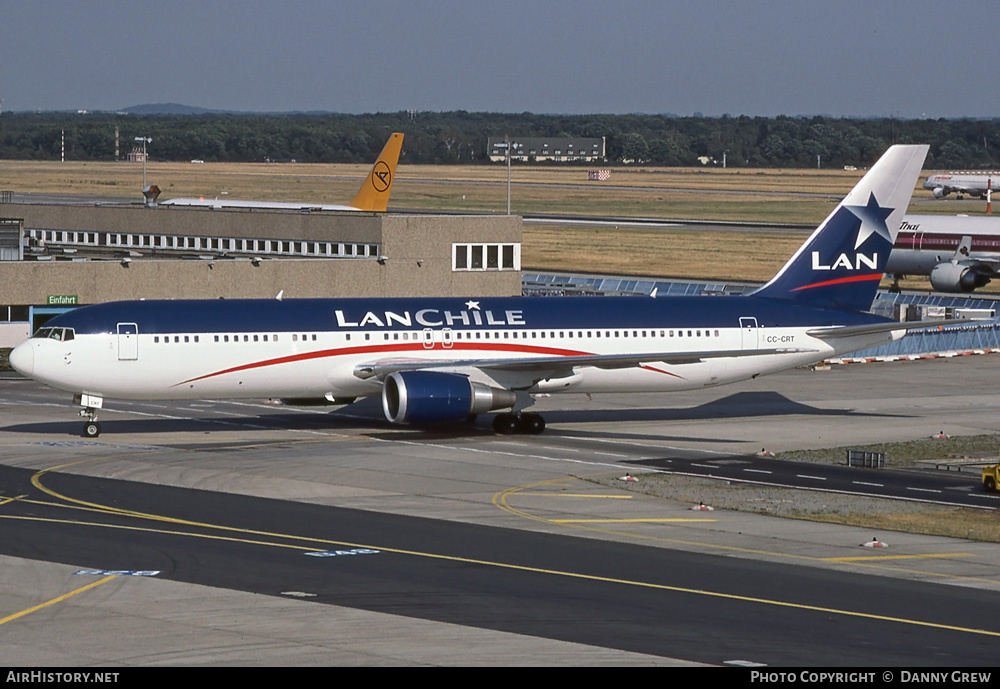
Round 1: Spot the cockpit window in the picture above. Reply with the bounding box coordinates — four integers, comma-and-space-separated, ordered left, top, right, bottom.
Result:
31, 327, 74, 341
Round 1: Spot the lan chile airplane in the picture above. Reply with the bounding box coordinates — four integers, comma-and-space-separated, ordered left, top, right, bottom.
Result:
12, 145, 936, 438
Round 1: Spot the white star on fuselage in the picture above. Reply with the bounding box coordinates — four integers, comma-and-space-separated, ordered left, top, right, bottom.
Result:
465, 300, 480, 310
846, 192, 894, 249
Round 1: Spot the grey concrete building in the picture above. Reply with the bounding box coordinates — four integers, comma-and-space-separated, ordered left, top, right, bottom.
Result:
0, 202, 522, 344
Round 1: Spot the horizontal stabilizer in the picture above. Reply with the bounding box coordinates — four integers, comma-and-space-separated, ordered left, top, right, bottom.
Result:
806, 318, 968, 339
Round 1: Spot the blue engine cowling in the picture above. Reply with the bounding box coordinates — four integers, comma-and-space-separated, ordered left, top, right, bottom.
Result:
381, 371, 516, 425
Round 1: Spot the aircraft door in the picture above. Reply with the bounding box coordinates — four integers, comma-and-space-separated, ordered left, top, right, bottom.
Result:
739, 317, 758, 350
117, 322, 138, 360
422, 328, 434, 349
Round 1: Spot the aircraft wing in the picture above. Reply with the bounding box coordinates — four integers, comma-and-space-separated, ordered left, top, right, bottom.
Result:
353, 347, 815, 381
961, 257, 1000, 269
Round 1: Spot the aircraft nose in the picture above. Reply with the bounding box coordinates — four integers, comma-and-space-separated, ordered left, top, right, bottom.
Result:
9, 341, 33, 376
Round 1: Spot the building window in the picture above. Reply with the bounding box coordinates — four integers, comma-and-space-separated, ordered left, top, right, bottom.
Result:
453, 243, 521, 272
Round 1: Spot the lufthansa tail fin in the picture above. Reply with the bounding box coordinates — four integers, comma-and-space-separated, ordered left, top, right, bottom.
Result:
751, 144, 928, 312
348, 132, 404, 212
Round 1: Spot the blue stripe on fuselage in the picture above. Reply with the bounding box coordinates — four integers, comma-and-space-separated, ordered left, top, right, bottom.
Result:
43, 296, 893, 335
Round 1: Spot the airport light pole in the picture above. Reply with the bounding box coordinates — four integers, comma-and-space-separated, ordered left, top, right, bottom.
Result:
134, 136, 152, 189
504, 137, 521, 215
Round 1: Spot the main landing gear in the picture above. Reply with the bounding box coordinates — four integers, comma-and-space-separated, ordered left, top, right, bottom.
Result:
492, 412, 546, 435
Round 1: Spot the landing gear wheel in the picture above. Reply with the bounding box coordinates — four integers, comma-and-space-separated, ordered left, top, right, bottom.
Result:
492, 413, 546, 435
82, 421, 101, 438
520, 413, 546, 435
493, 413, 521, 435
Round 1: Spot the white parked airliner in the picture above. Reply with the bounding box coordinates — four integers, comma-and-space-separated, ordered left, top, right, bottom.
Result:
160, 133, 403, 212
923, 173, 997, 200
889, 214, 1000, 292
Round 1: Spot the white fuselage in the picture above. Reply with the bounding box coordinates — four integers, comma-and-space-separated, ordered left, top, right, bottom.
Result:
16, 316, 893, 404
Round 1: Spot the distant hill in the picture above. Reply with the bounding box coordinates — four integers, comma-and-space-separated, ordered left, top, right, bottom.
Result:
119, 103, 221, 115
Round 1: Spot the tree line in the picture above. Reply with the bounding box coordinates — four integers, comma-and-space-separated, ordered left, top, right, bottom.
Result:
1, 111, 998, 169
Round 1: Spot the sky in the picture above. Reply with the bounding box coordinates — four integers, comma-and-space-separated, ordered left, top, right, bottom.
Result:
2, 0, 997, 118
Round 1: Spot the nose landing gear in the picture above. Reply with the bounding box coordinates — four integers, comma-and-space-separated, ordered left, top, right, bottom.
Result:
80, 408, 101, 437
73, 393, 104, 438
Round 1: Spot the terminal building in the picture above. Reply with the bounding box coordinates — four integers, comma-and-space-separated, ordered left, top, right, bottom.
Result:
487, 137, 606, 163
0, 200, 522, 347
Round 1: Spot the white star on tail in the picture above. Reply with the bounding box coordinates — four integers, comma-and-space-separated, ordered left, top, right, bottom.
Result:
846, 193, 894, 249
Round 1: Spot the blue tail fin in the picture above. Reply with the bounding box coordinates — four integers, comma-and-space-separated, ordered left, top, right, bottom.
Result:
751, 144, 928, 311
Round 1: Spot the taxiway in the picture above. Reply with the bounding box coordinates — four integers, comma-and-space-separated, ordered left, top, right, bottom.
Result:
1, 355, 999, 666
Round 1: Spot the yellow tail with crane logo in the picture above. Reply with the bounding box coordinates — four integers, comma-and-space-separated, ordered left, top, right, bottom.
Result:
349, 132, 404, 212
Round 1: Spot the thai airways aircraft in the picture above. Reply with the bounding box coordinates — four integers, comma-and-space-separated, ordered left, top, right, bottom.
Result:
889, 214, 1000, 292
160, 133, 403, 212
11, 145, 935, 438
923, 173, 997, 200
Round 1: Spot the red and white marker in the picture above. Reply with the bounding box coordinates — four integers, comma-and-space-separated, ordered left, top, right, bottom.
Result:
862, 537, 888, 548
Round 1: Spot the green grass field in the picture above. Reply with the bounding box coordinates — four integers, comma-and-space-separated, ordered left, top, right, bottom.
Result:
0, 159, 992, 290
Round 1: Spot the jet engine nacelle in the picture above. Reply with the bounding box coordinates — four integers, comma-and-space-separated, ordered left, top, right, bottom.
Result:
929, 261, 993, 292
381, 370, 517, 425
932, 187, 948, 198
